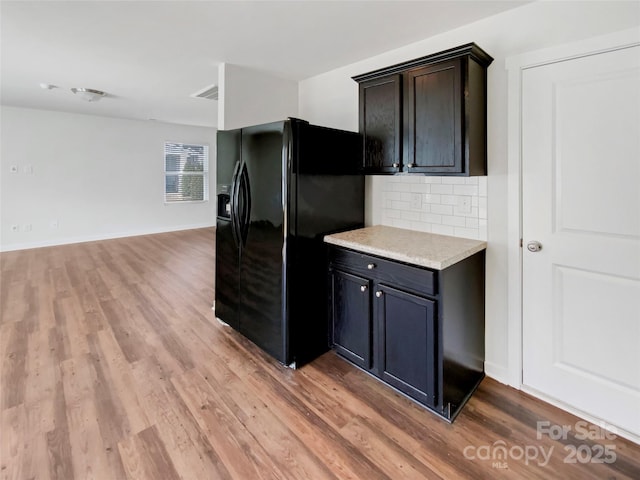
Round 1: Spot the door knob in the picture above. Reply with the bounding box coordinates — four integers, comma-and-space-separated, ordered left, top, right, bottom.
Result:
375, 291, 383, 298
360, 285, 368, 292
527, 241, 543, 252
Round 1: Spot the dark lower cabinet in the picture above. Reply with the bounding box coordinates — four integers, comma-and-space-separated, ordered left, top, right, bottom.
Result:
378, 285, 437, 406
330, 270, 372, 369
328, 245, 485, 421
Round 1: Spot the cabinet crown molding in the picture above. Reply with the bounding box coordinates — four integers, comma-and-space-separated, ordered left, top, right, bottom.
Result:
352, 42, 494, 83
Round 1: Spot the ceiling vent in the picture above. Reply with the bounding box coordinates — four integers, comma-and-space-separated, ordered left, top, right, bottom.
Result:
191, 84, 218, 101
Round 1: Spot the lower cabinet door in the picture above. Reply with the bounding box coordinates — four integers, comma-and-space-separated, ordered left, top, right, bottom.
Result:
376, 284, 437, 406
330, 269, 372, 369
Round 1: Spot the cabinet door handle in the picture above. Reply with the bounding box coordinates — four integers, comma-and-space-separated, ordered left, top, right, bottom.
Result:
375, 291, 383, 298
392, 163, 399, 168
407, 163, 415, 168
360, 285, 368, 292
367, 263, 376, 270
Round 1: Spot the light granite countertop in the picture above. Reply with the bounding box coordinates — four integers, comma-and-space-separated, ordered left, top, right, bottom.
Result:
324, 225, 486, 270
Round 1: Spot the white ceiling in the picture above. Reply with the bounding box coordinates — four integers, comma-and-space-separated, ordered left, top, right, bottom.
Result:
1, 1, 528, 128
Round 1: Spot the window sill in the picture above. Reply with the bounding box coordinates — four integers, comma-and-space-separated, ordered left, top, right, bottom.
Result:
164, 200, 209, 205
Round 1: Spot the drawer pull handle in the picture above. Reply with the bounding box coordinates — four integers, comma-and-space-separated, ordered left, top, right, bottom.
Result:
392, 163, 399, 168
360, 285, 367, 292
375, 291, 383, 298
367, 263, 376, 270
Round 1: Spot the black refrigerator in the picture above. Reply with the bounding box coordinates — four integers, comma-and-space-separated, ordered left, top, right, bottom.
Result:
215, 118, 364, 367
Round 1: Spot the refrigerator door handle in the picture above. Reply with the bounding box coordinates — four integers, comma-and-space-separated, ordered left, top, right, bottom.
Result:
230, 160, 242, 247
239, 164, 251, 246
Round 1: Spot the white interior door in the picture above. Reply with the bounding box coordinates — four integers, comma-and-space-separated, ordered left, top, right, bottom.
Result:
522, 44, 640, 437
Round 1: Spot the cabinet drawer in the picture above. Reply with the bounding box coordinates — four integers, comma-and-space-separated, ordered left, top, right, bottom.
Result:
329, 247, 437, 297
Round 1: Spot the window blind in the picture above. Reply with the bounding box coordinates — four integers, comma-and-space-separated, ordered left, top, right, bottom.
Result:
164, 142, 209, 203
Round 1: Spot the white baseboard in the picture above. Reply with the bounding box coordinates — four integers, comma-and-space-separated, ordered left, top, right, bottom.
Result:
521, 385, 640, 446
484, 361, 510, 385
0, 222, 215, 252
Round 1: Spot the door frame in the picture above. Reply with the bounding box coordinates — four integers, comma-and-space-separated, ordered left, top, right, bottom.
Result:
505, 28, 640, 435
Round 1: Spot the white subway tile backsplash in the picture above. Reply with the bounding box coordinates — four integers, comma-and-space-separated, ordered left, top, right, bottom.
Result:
478, 197, 488, 220
479, 219, 488, 240
453, 206, 478, 218
454, 227, 480, 239
410, 183, 431, 193
401, 210, 421, 221
466, 217, 480, 228
453, 185, 479, 196
423, 194, 441, 204
392, 218, 413, 229
441, 177, 467, 185
420, 212, 442, 224
440, 194, 458, 206
386, 191, 401, 200
432, 224, 455, 236
391, 200, 410, 210
383, 208, 402, 219
410, 222, 432, 232
442, 215, 466, 227
378, 175, 487, 242
430, 184, 454, 195
430, 204, 454, 215
423, 176, 442, 184
478, 176, 487, 196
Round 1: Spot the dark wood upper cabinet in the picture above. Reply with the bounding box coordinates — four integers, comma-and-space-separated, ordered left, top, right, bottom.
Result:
353, 43, 493, 176
359, 74, 402, 173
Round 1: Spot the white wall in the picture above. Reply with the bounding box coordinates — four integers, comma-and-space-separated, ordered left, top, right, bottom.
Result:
218, 63, 298, 129
0, 106, 216, 251
299, 0, 640, 383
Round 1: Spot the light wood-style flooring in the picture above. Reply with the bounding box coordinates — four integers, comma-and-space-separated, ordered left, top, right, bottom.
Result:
1, 227, 638, 479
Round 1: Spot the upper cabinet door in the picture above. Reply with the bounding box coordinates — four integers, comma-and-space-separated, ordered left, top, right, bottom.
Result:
354, 43, 492, 176
359, 74, 402, 174
405, 59, 462, 174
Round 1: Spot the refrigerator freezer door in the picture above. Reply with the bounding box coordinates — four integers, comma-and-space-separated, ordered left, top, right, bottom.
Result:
215, 129, 242, 330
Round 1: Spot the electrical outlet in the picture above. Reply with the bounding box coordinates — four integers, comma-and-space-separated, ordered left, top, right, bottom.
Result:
23, 165, 34, 175
10, 165, 18, 174
50, 220, 59, 230
23, 224, 32, 232
458, 196, 472, 214
11, 224, 19, 232
410, 193, 422, 210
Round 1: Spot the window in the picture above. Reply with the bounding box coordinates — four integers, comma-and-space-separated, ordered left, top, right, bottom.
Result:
164, 142, 209, 203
